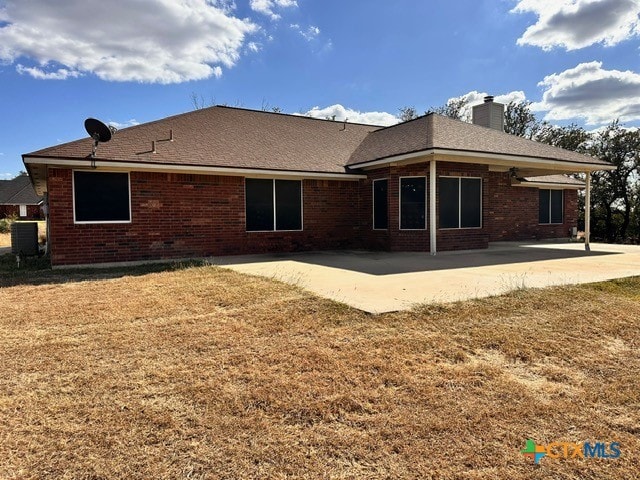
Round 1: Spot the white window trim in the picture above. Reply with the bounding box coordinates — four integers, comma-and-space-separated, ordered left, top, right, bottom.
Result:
372, 178, 389, 231
245, 178, 304, 232
19, 205, 27, 217
438, 176, 483, 230
399, 176, 427, 231
539, 188, 564, 225
72, 170, 132, 225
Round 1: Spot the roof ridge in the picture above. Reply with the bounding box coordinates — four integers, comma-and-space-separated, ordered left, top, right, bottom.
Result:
214, 104, 387, 128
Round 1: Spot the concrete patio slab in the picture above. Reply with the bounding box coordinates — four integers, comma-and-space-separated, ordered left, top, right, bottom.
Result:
214, 242, 640, 313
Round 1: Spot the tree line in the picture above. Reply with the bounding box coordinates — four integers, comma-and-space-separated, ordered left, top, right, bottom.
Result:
400, 100, 640, 243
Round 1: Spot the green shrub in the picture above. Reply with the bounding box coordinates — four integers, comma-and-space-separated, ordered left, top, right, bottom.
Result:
0, 218, 10, 234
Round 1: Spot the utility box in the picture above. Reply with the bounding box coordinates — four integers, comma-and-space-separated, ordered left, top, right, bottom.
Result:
11, 222, 39, 256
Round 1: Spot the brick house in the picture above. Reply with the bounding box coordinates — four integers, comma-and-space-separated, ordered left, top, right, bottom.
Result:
0, 173, 43, 219
23, 98, 614, 267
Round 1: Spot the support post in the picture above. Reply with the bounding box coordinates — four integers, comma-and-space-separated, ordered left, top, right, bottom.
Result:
430, 160, 437, 255
585, 171, 591, 251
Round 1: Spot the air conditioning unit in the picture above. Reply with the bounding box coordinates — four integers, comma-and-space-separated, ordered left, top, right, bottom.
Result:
11, 222, 39, 256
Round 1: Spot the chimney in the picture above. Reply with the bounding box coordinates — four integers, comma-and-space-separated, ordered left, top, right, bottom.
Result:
472, 95, 504, 131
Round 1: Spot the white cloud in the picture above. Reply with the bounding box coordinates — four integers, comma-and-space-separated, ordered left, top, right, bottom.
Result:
291, 24, 320, 41
247, 42, 261, 53
512, 0, 640, 50
16, 64, 81, 80
0, 0, 257, 84
108, 119, 140, 130
442, 90, 527, 121
301, 104, 399, 126
532, 61, 640, 125
0, 173, 14, 180
250, 0, 297, 20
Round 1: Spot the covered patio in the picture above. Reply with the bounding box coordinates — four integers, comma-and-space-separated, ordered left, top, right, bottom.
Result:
216, 242, 640, 313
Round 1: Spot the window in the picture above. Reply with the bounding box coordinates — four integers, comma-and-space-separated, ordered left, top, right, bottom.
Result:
373, 179, 388, 230
73, 171, 131, 223
245, 179, 302, 231
19, 205, 27, 217
400, 177, 426, 230
439, 177, 481, 229
539, 189, 563, 224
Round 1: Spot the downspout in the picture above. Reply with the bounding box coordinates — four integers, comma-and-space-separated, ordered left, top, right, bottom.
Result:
42, 191, 50, 256
430, 160, 437, 255
585, 172, 591, 251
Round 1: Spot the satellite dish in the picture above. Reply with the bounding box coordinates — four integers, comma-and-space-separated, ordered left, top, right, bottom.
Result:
84, 118, 117, 158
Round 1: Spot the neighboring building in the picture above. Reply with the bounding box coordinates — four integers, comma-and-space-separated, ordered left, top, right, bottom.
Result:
23, 98, 614, 267
0, 173, 43, 219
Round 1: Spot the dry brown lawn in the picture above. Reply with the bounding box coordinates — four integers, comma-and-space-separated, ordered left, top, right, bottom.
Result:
0, 232, 10, 247
0, 263, 638, 479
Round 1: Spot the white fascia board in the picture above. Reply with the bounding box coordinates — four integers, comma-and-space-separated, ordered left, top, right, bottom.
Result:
512, 181, 583, 190
349, 148, 616, 172
22, 157, 366, 181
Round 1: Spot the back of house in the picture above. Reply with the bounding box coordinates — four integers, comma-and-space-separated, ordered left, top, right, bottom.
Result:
23, 99, 614, 267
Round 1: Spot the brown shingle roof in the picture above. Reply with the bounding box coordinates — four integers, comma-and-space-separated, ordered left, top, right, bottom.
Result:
25, 106, 380, 175
347, 114, 611, 168
25, 107, 612, 177
521, 174, 585, 187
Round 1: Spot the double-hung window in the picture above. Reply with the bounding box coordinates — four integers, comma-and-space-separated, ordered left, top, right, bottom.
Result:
539, 189, 563, 224
245, 179, 302, 231
439, 177, 482, 229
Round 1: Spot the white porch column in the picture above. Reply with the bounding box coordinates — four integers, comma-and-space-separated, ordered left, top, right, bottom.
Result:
585, 171, 591, 251
430, 160, 437, 255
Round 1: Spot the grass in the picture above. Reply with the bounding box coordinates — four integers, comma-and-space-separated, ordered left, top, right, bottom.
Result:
0, 262, 638, 479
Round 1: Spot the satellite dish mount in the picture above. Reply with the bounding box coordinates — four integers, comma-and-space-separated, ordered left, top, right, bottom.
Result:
84, 118, 116, 159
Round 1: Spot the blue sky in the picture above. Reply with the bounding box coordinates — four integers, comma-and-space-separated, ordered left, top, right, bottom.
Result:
1, 0, 640, 178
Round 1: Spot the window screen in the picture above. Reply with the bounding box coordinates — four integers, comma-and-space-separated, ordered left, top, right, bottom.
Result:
539, 189, 563, 224
539, 189, 550, 224
550, 190, 563, 224
439, 177, 481, 229
275, 180, 302, 230
246, 179, 274, 231
439, 177, 459, 229
246, 179, 302, 231
461, 178, 481, 228
74, 171, 130, 222
400, 177, 426, 229
373, 179, 388, 229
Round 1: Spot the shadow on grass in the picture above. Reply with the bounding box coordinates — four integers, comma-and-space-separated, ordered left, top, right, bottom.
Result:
0, 254, 210, 288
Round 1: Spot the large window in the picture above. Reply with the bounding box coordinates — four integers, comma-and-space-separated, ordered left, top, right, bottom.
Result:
245, 179, 302, 231
373, 179, 388, 230
539, 189, 563, 224
439, 177, 481, 229
73, 171, 131, 223
400, 177, 426, 230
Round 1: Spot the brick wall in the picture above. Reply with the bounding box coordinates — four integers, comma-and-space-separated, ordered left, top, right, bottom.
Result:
48, 164, 580, 266
358, 162, 577, 253
486, 172, 577, 241
0, 204, 42, 219
48, 169, 361, 266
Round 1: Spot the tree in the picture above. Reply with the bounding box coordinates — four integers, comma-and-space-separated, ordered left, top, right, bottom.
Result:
504, 101, 539, 139
535, 123, 590, 152
398, 106, 418, 122
587, 122, 640, 242
426, 97, 469, 121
